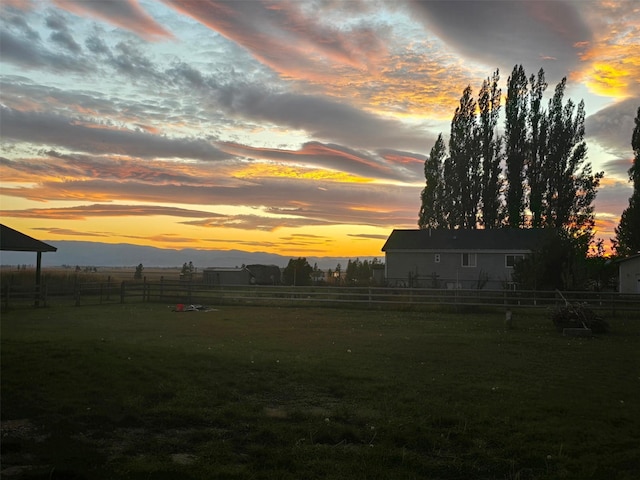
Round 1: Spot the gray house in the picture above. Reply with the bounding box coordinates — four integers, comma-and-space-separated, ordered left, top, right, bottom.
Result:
381, 229, 550, 289
617, 254, 640, 294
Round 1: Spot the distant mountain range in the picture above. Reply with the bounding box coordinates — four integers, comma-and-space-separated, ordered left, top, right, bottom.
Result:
0, 240, 382, 270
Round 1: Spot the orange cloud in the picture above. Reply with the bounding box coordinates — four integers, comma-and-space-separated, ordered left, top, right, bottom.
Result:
32, 227, 107, 237
380, 151, 425, 166
320, 48, 471, 120
0, 204, 216, 220
575, 4, 640, 98
164, 0, 386, 73
219, 141, 402, 181
54, 0, 174, 41
233, 163, 372, 183
581, 61, 634, 98
598, 176, 629, 188
144, 234, 197, 244
1, 0, 32, 10
163, 0, 471, 120
135, 124, 161, 135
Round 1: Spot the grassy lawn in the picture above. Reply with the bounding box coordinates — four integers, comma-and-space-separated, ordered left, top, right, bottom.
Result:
1, 304, 639, 479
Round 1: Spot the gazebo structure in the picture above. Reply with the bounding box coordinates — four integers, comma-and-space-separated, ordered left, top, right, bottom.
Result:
1, 224, 57, 305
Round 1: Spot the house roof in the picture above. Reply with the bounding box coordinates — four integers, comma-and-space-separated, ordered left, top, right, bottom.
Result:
0, 224, 57, 253
381, 228, 551, 252
614, 253, 640, 264
203, 267, 250, 273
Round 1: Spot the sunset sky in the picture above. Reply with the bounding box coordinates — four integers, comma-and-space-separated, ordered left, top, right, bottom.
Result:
1, 0, 639, 260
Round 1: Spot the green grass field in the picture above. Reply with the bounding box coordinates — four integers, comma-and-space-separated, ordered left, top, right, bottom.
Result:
1, 304, 639, 479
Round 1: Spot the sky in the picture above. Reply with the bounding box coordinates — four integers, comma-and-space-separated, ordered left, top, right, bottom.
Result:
1, 0, 639, 260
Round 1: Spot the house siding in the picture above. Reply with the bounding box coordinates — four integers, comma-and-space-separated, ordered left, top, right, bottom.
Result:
618, 256, 640, 294
381, 229, 549, 289
385, 250, 527, 289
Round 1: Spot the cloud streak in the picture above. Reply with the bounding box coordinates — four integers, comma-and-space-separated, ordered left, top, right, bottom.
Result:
164, 0, 388, 74
1, 204, 219, 220
409, 0, 592, 82
54, 0, 174, 41
1, 107, 230, 161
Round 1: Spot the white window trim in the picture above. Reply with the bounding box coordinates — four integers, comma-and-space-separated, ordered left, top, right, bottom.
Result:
461, 252, 477, 268
505, 254, 524, 268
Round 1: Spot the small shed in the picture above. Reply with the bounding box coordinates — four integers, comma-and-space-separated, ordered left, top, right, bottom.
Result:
1, 224, 57, 304
246, 264, 281, 285
202, 267, 254, 286
617, 254, 640, 294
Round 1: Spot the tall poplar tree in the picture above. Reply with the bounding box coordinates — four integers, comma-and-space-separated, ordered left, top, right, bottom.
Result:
544, 79, 602, 238
417, 65, 601, 246
527, 69, 548, 228
448, 85, 480, 228
476, 69, 503, 228
504, 65, 529, 227
418, 133, 446, 229
614, 105, 640, 256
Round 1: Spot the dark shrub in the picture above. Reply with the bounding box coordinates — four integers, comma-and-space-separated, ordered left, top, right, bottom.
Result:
550, 302, 609, 334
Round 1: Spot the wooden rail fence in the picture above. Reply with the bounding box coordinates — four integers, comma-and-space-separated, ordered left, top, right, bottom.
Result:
2, 278, 639, 314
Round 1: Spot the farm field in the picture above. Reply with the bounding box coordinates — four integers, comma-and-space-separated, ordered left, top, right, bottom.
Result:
0, 266, 187, 293
1, 304, 639, 479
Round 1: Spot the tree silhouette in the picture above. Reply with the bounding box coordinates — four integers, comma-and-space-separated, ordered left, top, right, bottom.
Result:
418, 65, 602, 244
613, 105, 640, 256
282, 257, 313, 286
134, 263, 143, 280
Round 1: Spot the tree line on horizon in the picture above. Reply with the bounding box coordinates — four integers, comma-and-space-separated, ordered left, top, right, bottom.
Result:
282, 257, 384, 286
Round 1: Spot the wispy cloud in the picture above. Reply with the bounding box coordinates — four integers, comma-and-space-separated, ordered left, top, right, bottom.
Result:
213, 84, 431, 151
585, 98, 638, 162
164, 0, 387, 74
220, 141, 422, 182
0, 28, 91, 73
54, 0, 174, 41
1, 107, 229, 161
31, 227, 109, 237
576, 0, 640, 98
1, 204, 218, 220
409, 0, 592, 82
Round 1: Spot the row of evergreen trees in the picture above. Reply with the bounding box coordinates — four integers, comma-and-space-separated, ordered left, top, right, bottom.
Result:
418, 65, 603, 247
282, 257, 383, 286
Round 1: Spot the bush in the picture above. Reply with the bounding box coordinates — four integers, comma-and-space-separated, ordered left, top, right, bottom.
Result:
550, 302, 609, 334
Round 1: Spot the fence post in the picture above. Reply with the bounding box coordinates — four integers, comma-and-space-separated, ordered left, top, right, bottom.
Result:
2, 284, 8, 311
120, 281, 126, 304
42, 284, 48, 307
75, 283, 81, 306
143, 276, 147, 302
160, 276, 164, 301
611, 292, 616, 318
106, 276, 111, 301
